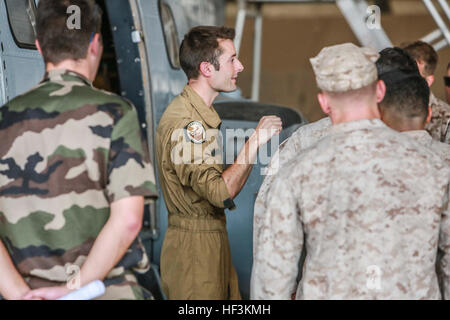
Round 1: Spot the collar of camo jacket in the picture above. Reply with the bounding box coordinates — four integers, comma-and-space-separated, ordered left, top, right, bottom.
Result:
330, 118, 386, 134
181, 85, 222, 129
42, 69, 92, 87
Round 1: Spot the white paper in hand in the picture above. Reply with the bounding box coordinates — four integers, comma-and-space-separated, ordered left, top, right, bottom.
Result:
58, 280, 106, 300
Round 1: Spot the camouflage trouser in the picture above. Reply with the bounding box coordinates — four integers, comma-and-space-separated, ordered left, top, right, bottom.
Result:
100, 271, 154, 300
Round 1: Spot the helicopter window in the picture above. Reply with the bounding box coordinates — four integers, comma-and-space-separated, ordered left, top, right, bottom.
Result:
5, 0, 37, 49
159, 1, 180, 69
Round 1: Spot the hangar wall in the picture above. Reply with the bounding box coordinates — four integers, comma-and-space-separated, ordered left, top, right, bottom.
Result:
225, 0, 450, 122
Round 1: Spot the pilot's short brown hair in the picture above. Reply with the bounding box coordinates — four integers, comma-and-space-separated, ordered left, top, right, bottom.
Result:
36, 0, 102, 64
180, 26, 235, 80
401, 41, 438, 77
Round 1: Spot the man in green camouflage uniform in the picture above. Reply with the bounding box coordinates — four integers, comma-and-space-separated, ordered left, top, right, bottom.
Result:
402, 41, 450, 144
0, 0, 157, 300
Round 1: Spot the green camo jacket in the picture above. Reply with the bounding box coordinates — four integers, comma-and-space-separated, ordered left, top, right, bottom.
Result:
0, 69, 158, 300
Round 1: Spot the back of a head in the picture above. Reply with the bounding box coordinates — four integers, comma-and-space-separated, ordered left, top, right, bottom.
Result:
376, 47, 419, 77
310, 43, 380, 108
376, 47, 429, 123
381, 76, 429, 120
310, 43, 379, 93
36, 0, 102, 65
179, 26, 235, 80
401, 41, 438, 77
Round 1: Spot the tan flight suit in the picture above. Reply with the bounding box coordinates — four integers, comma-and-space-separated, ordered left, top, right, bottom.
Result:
156, 85, 241, 300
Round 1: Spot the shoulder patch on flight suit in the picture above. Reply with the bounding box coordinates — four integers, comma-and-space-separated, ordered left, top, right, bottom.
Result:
185, 121, 206, 144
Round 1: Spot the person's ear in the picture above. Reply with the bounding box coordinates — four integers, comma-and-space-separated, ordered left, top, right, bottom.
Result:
89, 33, 102, 57
376, 80, 386, 103
317, 92, 331, 115
426, 105, 432, 124
35, 40, 43, 56
199, 62, 213, 78
425, 75, 434, 87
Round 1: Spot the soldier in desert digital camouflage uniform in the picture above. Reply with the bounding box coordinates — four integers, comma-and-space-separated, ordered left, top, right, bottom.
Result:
251, 43, 450, 300
252, 116, 331, 291
253, 116, 331, 257
0, 0, 157, 300
402, 41, 450, 144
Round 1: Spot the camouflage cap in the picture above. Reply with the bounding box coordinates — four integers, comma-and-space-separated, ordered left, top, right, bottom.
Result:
310, 43, 380, 92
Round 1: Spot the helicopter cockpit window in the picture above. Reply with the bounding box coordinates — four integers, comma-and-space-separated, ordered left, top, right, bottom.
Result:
5, 0, 37, 49
159, 1, 180, 69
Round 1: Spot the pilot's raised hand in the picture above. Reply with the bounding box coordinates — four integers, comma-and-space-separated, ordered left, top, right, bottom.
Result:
254, 115, 283, 147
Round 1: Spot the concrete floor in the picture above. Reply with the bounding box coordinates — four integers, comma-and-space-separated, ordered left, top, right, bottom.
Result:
226, 1, 450, 122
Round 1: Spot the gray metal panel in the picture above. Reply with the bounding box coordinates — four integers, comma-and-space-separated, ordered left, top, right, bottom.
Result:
178, 0, 226, 26
0, 0, 44, 104
137, 0, 187, 125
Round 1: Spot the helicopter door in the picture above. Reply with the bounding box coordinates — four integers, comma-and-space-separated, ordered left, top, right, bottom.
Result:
0, 0, 44, 106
